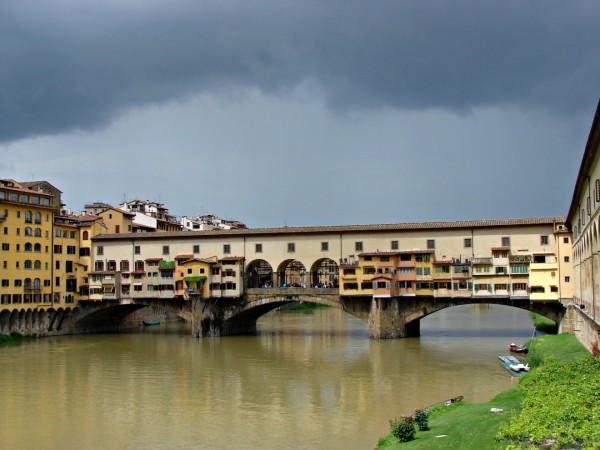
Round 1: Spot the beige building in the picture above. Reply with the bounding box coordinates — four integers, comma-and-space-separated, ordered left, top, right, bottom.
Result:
91, 217, 572, 303
566, 99, 600, 352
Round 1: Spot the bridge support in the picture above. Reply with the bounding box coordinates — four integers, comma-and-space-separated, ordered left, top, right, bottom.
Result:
368, 298, 421, 339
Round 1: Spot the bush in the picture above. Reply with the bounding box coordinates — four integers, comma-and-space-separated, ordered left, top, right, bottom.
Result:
497, 356, 600, 448
389, 417, 416, 442
413, 409, 429, 431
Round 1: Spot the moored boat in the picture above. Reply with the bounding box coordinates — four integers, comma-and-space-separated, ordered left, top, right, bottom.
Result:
498, 355, 529, 376
141, 320, 160, 326
508, 343, 529, 354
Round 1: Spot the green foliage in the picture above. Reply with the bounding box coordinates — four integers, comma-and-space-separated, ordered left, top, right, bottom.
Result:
390, 417, 416, 442
413, 409, 429, 431
497, 356, 600, 449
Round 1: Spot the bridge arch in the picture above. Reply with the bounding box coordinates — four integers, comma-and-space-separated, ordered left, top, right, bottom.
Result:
276, 259, 308, 287
390, 297, 564, 338
309, 258, 339, 288
245, 259, 274, 288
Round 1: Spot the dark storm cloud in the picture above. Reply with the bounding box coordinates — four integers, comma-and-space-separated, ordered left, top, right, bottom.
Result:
1, 0, 599, 143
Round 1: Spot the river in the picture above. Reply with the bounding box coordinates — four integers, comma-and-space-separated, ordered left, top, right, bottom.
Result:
0, 304, 534, 449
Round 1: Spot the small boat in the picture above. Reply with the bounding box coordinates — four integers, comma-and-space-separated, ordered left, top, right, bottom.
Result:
508, 343, 529, 354
141, 320, 160, 326
498, 355, 529, 376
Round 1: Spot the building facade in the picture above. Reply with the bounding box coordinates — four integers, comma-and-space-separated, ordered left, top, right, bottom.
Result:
566, 99, 600, 353
91, 217, 572, 304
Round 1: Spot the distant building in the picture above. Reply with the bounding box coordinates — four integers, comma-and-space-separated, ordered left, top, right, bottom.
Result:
181, 214, 246, 231
19, 180, 63, 210
83, 202, 114, 216
119, 199, 182, 232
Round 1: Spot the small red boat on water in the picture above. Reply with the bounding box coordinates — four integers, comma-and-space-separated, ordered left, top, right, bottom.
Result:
508, 343, 529, 354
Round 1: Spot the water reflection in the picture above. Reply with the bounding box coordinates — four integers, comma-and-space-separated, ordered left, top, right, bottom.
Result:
0, 304, 533, 450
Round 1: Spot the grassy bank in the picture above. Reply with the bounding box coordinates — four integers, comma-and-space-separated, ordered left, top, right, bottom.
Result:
279, 302, 330, 311
376, 333, 592, 450
529, 312, 558, 334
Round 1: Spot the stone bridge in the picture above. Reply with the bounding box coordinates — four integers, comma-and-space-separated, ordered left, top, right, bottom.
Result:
0, 290, 565, 339
189, 288, 566, 338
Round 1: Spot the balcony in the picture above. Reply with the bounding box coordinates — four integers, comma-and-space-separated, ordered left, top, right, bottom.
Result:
509, 255, 531, 264
471, 258, 492, 265
339, 258, 359, 267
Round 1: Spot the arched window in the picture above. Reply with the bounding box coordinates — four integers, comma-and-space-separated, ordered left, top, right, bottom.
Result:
33, 278, 41, 290
24, 243, 33, 252
34, 243, 41, 252
82, 230, 89, 240
24, 278, 32, 289
24, 210, 32, 223
34, 260, 41, 270
34, 228, 41, 237
24, 227, 32, 236
24, 260, 32, 269
34, 212, 41, 224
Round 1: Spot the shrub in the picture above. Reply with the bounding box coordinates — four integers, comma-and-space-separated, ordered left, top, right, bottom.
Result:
414, 408, 429, 431
389, 416, 416, 442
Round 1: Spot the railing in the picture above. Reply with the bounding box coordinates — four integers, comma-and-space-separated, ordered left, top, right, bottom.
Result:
471, 257, 492, 265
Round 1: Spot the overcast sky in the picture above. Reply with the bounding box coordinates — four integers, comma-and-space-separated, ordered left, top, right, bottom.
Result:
1, 1, 599, 228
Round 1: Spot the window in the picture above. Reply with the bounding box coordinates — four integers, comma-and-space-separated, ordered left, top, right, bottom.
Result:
255, 243, 262, 253
287, 243, 295, 253
79, 247, 90, 256
464, 238, 472, 248
120, 260, 130, 272
67, 246, 76, 255
193, 245, 200, 254
355, 241, 363, 252
95, 261, 104, 271
223, 244, 231, 254
55, 261, 60, 270
82, 230, 89, 240
540, 235, 549, 245
53, 245, 62, 254
34, 228, 41, 237
97, 246, 104, 256
596, 179, 600, 202
563, 237, 569, 243
513, 283, 527, 291
162, 245, 169, 255
134, 245, 140, 255
501, 237, 510, 247
34, 212, 41, 224
564, 256, 570, 263
66, 261, 73, 273
24, 227, 32, 236
391, 240, 399, 250
1, 279, 8, 287
426, 239, 435, 250
24, 210, 32, 223
565, 276, 570, 283
320, 241, 329, 252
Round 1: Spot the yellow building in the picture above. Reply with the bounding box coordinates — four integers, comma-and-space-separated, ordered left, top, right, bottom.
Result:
0, 180, 54, 310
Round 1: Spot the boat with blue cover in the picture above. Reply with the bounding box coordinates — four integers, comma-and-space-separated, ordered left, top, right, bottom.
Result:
498, 355, 530, 376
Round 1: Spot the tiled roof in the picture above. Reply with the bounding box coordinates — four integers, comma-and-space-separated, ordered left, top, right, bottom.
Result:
93, 216, 567, 241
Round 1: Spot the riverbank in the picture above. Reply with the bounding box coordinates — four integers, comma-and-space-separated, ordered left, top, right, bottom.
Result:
376, 333, 593, 449
0, 334, 31, 345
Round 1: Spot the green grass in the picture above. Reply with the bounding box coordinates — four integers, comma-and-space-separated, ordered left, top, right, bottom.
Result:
529, 312, 558, 334
376, 333, 591, 450
378, 390, 522, 450
279, 302, 330, 311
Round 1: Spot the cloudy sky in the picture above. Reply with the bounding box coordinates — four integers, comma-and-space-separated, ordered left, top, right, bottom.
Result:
1, 1, 599, 228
